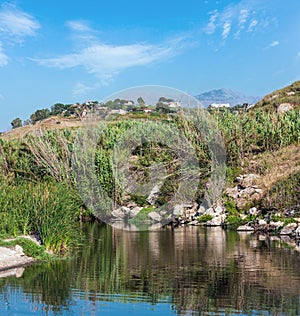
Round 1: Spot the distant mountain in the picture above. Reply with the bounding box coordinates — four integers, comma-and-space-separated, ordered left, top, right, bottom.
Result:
195, 88, 260, 107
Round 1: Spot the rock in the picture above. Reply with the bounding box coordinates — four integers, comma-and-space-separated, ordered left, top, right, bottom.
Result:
269, 221, 284, 229
248, 207, 260, 216
295, 226, 300, 239
129, 207, 142, 218
237, 225, 255, 232
225, 187, 239, 199
187, 220, 201, 226
15, 245, 25, 256
278, 103, 293, 114
205, 214, 226, 226
148, 211, 162, 222
258, 219, 267, 226
197, 205, 206, 215
279, 223, 298, 235
146, 184, 161, 205
125, 201, 138, 209
173, 204, 185, 217
239, 174, 258, 188
214, 205, 224, 215
255, 188, 263, 194
204, 207, 215, 216
111, 207, 127, 220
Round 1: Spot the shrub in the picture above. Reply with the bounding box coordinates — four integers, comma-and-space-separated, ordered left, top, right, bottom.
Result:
197, 214, 213, 223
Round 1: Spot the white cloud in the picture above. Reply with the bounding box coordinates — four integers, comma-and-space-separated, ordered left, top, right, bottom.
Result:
0, 3, 40, 40
33, 37, 185, 82
0, 42, 8, 66
205, 10, 219, 34
239, 9, 249, 26
270, 40, 279, 47
204, 0, 274, 41
66, 20, 93, 32
248, 19, 258, 32
222, 21, 231, 39
72, 82, 94, 97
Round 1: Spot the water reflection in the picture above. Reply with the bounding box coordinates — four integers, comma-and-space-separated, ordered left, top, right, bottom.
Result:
0, 224, 299, 315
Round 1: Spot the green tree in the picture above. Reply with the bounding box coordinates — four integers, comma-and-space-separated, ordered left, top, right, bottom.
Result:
30, 108, 50, 124
137, 97, 145, 106
11, 118, 22, 129
51, 103, 66, 115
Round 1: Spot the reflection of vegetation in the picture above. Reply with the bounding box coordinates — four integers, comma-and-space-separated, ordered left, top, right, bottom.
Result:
0, 225, 299, 314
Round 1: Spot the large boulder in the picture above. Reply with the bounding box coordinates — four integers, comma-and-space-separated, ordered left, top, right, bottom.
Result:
148, 211, 162, 222
205, 214, 226, 226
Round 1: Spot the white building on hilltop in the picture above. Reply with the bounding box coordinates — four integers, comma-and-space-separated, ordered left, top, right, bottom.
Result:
210, 103, 230, 108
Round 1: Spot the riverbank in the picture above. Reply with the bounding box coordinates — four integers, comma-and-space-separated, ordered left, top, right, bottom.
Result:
0, 246, 35, 276
0, 236, 52, 274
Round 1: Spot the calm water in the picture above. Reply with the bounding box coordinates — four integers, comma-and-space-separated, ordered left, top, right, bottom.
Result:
0, 224, 299, 315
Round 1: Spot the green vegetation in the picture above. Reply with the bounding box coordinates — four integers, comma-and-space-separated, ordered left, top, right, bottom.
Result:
1, 80, 300, 253
197, 214, 213, 223
0, 178, 81, 253
0, 238, 51, 260
128, 206, 155, 227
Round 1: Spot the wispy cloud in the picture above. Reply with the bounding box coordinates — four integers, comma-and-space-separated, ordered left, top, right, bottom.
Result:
66, 20, 93, 33
270, 40, 279, 47
33, 37, 187, 83
204, 0, 274, 41
72, 82, 94, 97
205, 10, 219, 35
247, 19, 258, 32
222, 21, 231, 39
0, 42, 8, 66
0, 3, 40, 41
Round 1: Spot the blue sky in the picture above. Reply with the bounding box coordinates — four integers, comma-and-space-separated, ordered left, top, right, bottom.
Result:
0, 0, 300, 131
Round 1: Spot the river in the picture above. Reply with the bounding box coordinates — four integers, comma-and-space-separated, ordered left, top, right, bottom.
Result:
0, 224, 299, 315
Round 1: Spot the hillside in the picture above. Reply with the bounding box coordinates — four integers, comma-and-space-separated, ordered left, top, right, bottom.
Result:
253, 80, 300, 112
195, 88, 260, 107
1, 116, 83, 140
0, 81, 299, 246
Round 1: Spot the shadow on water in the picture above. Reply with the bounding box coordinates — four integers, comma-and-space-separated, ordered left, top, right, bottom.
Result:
0, 223, 300, 315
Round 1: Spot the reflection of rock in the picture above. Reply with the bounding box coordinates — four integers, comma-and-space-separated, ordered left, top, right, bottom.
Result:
0, 267, 25, 278
237, 225, 255, 232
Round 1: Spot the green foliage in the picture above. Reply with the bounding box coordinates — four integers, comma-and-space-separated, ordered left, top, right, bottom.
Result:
128, 206, 155, 226
225, 215, 245, 228
283, 218, 297, 226
224, 197, 239, 216
0, 238, 51, 260
129, 194, 148, 206
11, 117, 22, 129
197, 214, 213, 223
30, 108, 51, 124
0, 178, 81, 253
260, 172, 300, 213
